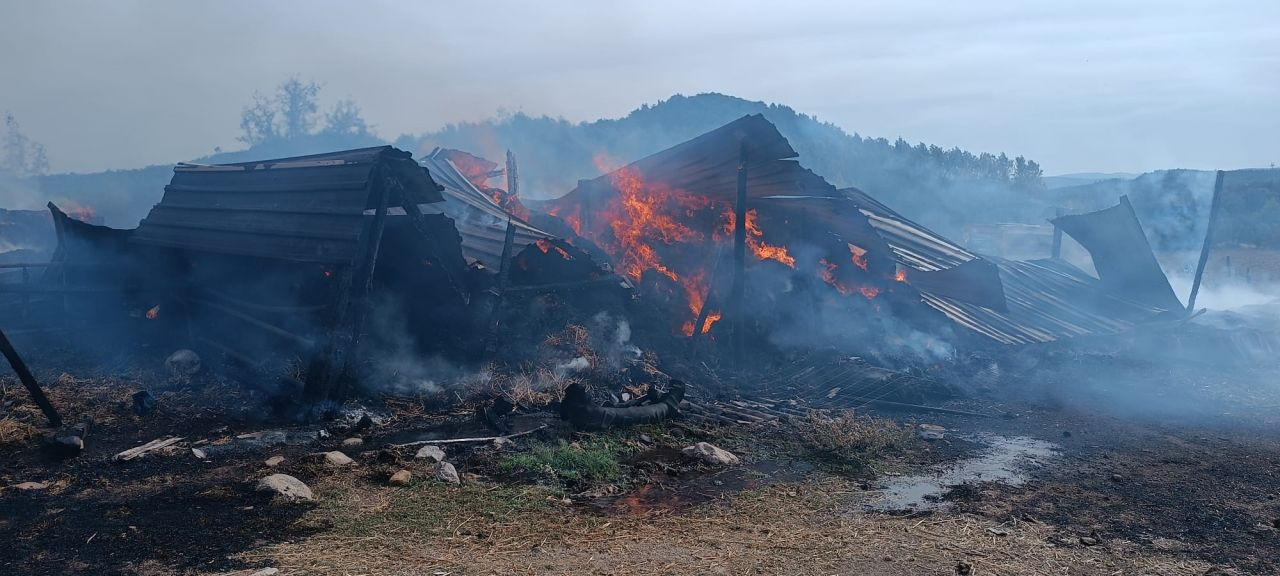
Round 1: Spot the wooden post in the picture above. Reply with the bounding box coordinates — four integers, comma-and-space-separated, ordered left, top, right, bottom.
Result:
0, 327, 61, 427
1051, 207, 1063, 259
1187, 170, 1225, 312
483, 219, 519, 355
730, 141, 748, 367
304, 174, 390, 401
505, 150, 519, 199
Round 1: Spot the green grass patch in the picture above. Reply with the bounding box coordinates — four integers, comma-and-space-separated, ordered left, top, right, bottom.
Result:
499, 439, 628, 484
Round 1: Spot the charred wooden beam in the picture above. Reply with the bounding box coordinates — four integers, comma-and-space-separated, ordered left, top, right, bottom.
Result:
0, 326, 62, 427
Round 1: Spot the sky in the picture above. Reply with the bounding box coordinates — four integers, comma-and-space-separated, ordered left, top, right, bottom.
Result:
0, 0, 1277, 175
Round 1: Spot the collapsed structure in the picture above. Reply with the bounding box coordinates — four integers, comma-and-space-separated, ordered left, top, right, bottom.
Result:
3, 117, 1191, 408
543, 114, 1181, 354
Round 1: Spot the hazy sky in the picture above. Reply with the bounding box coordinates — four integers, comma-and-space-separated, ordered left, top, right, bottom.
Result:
1, 1, 1276, 175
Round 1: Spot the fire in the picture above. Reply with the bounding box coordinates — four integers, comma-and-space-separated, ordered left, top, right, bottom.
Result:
848, 243, 869, 271
145, 305, 160, 320
819, 258, 852, 296
723, 208, 796, 268
60, 200, 96, 223
603, 166, 709, 283
819, 259, 880, 300
895, 268, 907, 283
535, 239, 571, 260
679, 271, 721, 336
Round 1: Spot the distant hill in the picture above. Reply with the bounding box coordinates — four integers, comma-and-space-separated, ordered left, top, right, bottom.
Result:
1046, 169, 1280, 252
398, 93, 1049, 236
18, 93, 1048, 233
1043, 172, 1140, 189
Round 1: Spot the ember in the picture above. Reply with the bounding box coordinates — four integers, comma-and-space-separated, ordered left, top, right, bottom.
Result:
848, 243, 869, 271
145, 305, 159, 320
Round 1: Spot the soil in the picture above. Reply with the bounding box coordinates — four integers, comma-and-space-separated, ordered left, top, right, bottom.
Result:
2, 333, 1279, 575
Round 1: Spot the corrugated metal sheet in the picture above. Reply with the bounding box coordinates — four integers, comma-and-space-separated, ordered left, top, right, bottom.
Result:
842, 188, 1167, 343
842, 188, 978, 272
132, 146, 438, 264
923, 258, 1165, 345
550, 114, 839, 213
419, 149, 559, 270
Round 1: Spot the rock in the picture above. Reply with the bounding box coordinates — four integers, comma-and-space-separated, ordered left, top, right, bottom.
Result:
10, 481, 49, 491
682, 442, 740, 466
986, 526, 1009, 536
48, 433, 84, 458
1062, 430, 1072, 438
191, 447, 208, 459
323, 451, 354, 467
415, 445, 445, 462
919, 430, 945, 441
264, 455, 285, 467
131, 390, 157, 415
341, 437, 363, 448
165, 349, 202, 376
955, 561, 973, 575
639, 433, 654, 444
492, 437, 514, 449
247, 569, 279, 576
1110, 473, 1126, 483
434, 461, 460, 484
1079, 536, 1099, 546
918, 423, 946, 432
389, 470, 412, 486
255, 474, 313, 502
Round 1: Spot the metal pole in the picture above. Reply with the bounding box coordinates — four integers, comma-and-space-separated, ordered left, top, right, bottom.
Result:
1187, 170, 1225, 312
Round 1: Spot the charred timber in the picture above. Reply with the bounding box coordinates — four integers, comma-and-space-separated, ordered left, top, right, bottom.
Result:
559, 380, 686, 431
0, 326, 61, 427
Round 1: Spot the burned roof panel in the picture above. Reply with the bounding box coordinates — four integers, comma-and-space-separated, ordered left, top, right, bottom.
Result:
420, 149, 558, 270
132, 146, 441, 264
922, 258, 1166, 345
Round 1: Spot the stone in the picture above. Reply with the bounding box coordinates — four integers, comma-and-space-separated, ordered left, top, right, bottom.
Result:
131, 390, 157, 415
11, 481, 49, 491
435, 461, 460, 484
1110, 473, 1126, 483
248, 569, 279, 576
1079, 536, 1099, 546
638, 433, 654, 444
492, 437, 514, 449
681, 442, 740, 466
415, 445, 445, 462
264, 455, 285, 467
323, 451, 354, 467
389, 470, 412, 486
341, 437, 363, 448
48, 433, 84, 458
165, 349, 202, 376
191, 447, 208, 459
255, 474, 313, 502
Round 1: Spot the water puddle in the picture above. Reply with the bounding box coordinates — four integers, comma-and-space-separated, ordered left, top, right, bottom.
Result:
867, 434, 1058, 512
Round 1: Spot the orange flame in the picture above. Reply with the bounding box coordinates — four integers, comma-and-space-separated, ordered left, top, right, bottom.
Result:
859, 285, 880, 299
895, 269, 907, 283
723, 208, 795, 268
145, 305, 160, 320
536, 239, 571, 260
848, 243, 869, 271
819, 258, 852, 296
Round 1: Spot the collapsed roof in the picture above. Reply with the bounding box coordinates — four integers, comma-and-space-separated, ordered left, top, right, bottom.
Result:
542, 114, 1177, 346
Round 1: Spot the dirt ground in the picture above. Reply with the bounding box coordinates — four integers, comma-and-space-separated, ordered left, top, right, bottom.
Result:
3, 338, 1280, 575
